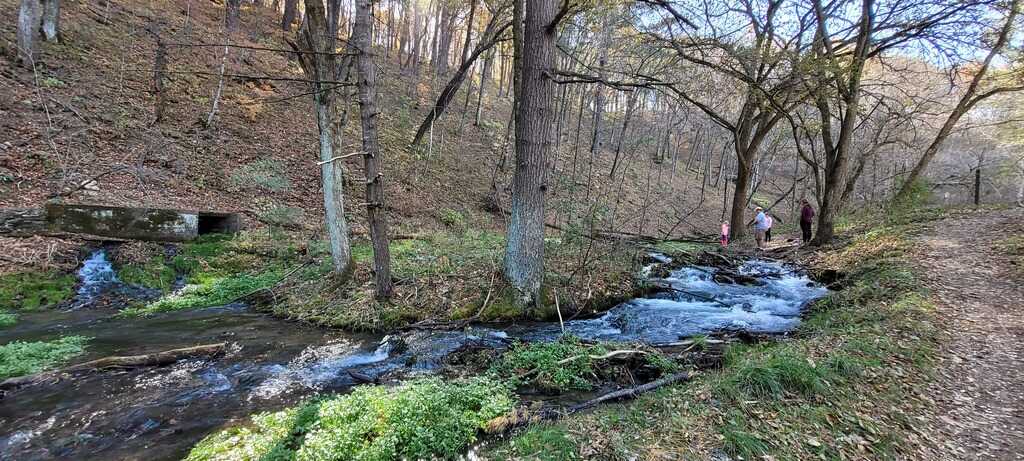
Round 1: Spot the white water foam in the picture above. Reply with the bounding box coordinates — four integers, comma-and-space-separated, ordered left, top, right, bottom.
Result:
564, 259, 828, 344
249, 340, 392, 400
76, 250, 119, 301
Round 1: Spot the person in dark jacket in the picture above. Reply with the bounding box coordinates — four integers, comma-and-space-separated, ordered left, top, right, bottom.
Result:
800, 199, 815, 243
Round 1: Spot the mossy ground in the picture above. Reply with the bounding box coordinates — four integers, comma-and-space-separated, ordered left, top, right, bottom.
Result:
481, 209, 946, 460
119, 232, 302, 316
0, 335, 89, 379
0, 271, 76, 311
0, 270, 77, 328
490, 336, 679, 394
267, 226, 642, 332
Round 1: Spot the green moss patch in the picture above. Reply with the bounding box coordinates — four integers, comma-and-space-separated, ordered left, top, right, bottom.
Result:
0, 335, 89, 379
118, 256, 176, 292
0, 271, 76, 310
122, 232, 306, 316
186, 377, 515, 461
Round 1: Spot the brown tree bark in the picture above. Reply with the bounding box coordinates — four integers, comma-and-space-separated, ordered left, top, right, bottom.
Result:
354, 0, 394, 299
504, 0, 557, 308
810, 0, 873, 245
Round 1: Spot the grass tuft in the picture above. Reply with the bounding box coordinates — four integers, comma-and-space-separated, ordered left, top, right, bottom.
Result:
505, 424, 580, 461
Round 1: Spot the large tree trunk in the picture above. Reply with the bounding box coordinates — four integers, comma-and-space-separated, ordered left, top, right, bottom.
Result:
729, 155, 752, 241
17, 0, 43, 64
504, 0, 557, 308
296, 0, 353, 277
812, 0, 873, 245
282, 0, 298, 31
354, 0, 394, 299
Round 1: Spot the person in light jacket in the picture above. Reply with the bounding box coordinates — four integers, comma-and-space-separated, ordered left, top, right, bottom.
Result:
751, 207, 769, 249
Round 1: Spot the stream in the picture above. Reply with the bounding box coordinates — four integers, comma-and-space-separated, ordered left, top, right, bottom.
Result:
0, 250, 826, 460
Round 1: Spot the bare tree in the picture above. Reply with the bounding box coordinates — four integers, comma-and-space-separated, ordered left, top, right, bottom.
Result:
354, 0, 395, 298
895, 0, 1022, 202
293, 0, 354, 276
412, 3, 512, 145
638, 0, 810, 241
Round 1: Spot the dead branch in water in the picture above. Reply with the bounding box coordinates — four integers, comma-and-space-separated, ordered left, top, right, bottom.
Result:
484, 371, 693, 434
0, 343, 227, 391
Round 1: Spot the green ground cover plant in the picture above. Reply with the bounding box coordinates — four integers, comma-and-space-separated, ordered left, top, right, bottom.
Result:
0, 335, 89, 379
185, 376, 514, 461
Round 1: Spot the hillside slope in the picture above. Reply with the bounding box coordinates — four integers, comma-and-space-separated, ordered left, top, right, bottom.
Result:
0, 0, 733, 273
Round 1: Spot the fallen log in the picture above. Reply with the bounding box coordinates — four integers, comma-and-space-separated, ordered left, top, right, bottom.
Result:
484, 371, 692, 434
0, 343, 227, 391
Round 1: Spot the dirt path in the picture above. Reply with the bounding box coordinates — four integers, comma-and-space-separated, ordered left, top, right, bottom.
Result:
912, 209, 1024, 460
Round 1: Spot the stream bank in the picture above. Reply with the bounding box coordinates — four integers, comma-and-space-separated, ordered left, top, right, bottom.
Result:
0, 240, 827, 460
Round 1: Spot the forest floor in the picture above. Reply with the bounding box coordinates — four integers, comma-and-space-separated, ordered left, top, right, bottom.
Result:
910, 208, 1024, 460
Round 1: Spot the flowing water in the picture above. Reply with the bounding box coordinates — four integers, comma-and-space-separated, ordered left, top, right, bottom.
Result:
0, 250, 826, 460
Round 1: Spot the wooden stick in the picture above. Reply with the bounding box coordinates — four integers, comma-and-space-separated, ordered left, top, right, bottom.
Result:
554, 288, 565, 335
484, 371, 692, 434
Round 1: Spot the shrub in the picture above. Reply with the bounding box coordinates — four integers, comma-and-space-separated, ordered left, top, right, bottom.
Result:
230, 159, 291, 192
491, 336, 611, 393
187, 377, 515, 461
0, 336, 88, 379
0, 271, 76, 310
439, 208, 466, 229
